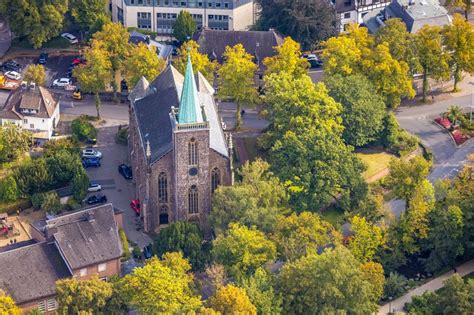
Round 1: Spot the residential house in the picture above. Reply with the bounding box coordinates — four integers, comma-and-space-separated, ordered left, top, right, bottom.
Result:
335, 0, 391, 32
0, 204, 123, 314
129, 30, 174, 63
0, 82, 60, 142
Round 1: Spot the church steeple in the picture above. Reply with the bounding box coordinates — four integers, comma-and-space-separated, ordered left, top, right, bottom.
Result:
178, 56, 203, 124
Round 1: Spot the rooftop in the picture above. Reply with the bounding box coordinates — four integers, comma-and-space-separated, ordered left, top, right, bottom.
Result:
0, 85, 58, 120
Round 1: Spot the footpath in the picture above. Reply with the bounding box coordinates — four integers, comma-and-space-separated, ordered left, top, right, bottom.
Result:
378, 260, 474, 314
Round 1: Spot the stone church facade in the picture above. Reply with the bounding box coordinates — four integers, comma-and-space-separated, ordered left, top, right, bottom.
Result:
128, 57, 232, 233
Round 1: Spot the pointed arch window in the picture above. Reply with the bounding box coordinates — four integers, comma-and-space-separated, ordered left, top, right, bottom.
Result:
189, 138, 198, 166
158, 172, 168, 202
211, 168, 221, 193
159, 206, 169, 225
188, 185, 198, 214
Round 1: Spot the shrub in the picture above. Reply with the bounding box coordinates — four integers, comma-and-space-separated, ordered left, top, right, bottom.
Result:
379, 113, 418, 156
119, 228, 131, 261
383, 272, 407, 300
116, 127, 128, 145
66, 198, 81, 210
0, 199, 31, 214
71, 115, 97, 141
0, 176, 18, 203
42, 191, 61, 214
31, 193, 44, 210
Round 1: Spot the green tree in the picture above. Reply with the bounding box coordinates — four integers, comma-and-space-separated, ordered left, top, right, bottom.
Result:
208, 284, 257, 315
209, 159, 288, 234
71, 115, 98, 141
73, 42, 112, 118
46, 150, 82, 187
415, 25, 451, 102
70, 0, 107, 30
41, 191, 60, 213
425, 205, 464, 272
14, 158, 51, 196
386, 156, 431, 206
406, 291, 439, 314
277, 246, 379, 314
446, 105, 464, 125
348, 215, 384, 263
56, 277, 113, 314
272, 212, 339, 261
0, 290, 20, 315
72, 168, 90, 202
154, 221, 207, 271
263, 37, 308, 78
438, 274, 474, 313
241, 268, 282, 315
212, 223, 276, 280
173, 10, 197, 43
125, 43, 165, 87
120, 252, 202, 314
443, 14, 474, 91
324, 74, 386, 146
218, 44, 258, 130
92, 22, 132, 99
255, 0, 337, 50
174, 40, 217, 82
383, 272, 407, 300
0, 176, 18, 203
23, 64, 46, 86
42, 138, 80, 157
379, 112, 418, 156
361, 261, 385, 303
0, 123, 32, 163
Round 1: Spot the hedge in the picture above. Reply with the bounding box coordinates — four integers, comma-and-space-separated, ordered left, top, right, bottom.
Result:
0, 199, 32, 214
119, 228, 131, 262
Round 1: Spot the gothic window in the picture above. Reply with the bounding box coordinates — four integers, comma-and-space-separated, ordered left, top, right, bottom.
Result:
211, 168, 221, 193
188, 138, 198, 166
159, 206, 169, 225
188, 185, 198, 214
158, 172, 168, 202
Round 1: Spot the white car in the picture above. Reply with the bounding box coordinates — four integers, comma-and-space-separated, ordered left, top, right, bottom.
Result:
82, 148, 102, 159
4, 71, 21, 81
303, 54, 319, 62
52, 78, 72, 88
61, 33, 78, 44
88, 183, 102, 192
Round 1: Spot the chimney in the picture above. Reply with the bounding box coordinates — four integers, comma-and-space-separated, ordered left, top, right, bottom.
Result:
29, 82, 36, 90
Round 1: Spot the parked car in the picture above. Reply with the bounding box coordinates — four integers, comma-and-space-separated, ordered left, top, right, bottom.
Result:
87, 194, 107, 205
82, 148, 102, 159
72, 88, 83, 100
38, 52, 48, 65
52, 78, 72, 88
61, 32, 78, 44
4, 71, 21, 81
88, 183, 102, 192
118, 164, 133, 179
1, 61, 22, 72
72, 57, 85, 65
85, 138, 97, 145
130, 199, 140, 215
82, 157, 101, 168
308, 59, 322, 68
143, 245, 153, 260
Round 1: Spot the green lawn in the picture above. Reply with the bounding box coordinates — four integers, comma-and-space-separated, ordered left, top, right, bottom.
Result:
356, 150, 397, 179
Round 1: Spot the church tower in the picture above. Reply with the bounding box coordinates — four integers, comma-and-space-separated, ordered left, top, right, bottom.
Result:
171, 56, 211, 227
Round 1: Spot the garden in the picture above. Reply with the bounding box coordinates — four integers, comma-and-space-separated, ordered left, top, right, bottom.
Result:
434, 105, 473, 145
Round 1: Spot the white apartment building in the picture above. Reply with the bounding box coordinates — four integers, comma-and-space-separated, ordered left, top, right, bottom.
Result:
335, 0, 390, 32
110, 0, 257, 36
0, 83, 60, 141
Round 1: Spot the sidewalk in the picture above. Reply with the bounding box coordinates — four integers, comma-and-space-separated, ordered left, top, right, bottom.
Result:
378, 259, 474, 314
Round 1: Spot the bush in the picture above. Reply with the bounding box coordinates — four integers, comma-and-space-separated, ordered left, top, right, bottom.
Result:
116, 127, 128, 145
0, 199, 31, 214
72, 169, 89, 202
31, 193, 44, 210
43, 138, 80, 157
380, 113, 418, 156
119, 228, 131, 262
71, 115, 97, 141
66, 198, 81, 211
383, 272, 407, 300
0, 176, 18, 203
42, 191, 61, 214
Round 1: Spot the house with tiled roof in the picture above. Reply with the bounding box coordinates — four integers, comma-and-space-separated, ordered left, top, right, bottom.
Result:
0, 82, 60, 141
0, 204, 123, 314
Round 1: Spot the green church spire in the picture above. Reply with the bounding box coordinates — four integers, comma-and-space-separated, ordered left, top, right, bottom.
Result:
178, 55, 203, 124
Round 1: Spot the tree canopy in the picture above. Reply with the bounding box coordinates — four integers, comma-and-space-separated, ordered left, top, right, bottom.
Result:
125, 43, 165, 87
348, 215, 385, 263
174, 40, 217, 82
263, 37, 308, 78
208, 284, 257, 315
24, 64, 46, 86
0, 123, 32, 163
173, 10, 197, 43
0, 290, 20, 315
70, 0, 108, 30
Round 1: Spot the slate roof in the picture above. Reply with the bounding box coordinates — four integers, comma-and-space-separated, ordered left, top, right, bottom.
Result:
47, 204, 123, 270
129, 30, 174, 60
131, 64, 228, 163
0, 86, 58, 120
0, 242, 71, 304
192, 29, 284, 69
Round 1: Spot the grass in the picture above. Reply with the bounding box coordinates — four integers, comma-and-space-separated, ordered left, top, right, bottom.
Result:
356, 150, 397, 179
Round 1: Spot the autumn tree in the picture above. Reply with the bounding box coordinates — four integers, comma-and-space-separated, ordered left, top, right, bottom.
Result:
322, 36, 361, 76
120, 252, 202, 313
56, 277, 113, 314
70, 0, 108, 30
375, 19, 416, 67
348, 215, 384, 263
0, 290, 20, 315
445, 0, 472, 21
209, 159, 289, 234
212, 223, 276, 280
277, 246, 379, 314
414, 25, 450, 102
24, 64, 46, 86
174, 40, 217, 81
125, 43, 165, 87
73, 41, 112, 118
361, 261, 385, 303
263, 37, 308, 78
208, 284, 257, 315
0, 123, 32, 163
241, 267, 282, 315
92, 22, 132, 98
218, 44, 258, 130
324, 74, 386, 146
443, 14, 474, 91
173, 10, 197, 43
272, 212, 339, 261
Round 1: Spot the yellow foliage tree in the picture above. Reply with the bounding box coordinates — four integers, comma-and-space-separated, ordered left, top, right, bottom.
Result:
348, 215, 385, 263
208, 285, 257, 315
360, 261, 385, 302
263, 37, 308, 78
322, 36, 361, 76
23, 64, 46, 86
0, 290, 20, 315
174, 40, 217, 81
125, 43, 165, 87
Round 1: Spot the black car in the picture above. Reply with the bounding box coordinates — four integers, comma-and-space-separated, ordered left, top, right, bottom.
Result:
87, 194, 107, 205
38, 52, 48, 64
308, 59, 323, 69
1, 61, 22, 72
118, 164, 133, 179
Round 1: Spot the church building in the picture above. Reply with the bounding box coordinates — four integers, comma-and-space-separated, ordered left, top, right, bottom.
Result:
128, 57, 232, 233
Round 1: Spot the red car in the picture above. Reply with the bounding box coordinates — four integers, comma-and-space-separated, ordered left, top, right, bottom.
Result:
72, 58, 86, 65
130, 199, 140, 215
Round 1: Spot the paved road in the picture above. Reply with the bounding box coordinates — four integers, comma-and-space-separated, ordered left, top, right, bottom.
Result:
378, 260, 474, 314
